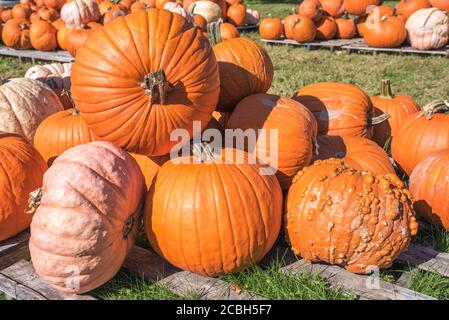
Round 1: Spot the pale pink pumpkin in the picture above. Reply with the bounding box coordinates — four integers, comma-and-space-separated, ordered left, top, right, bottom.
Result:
405, 8, 449, 50
60, 0, 101, 27
29, 141, 146, 294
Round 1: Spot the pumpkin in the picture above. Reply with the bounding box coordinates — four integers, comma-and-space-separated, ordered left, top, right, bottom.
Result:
259, 16, 283, 40
130, 153, 169, 189
405, 8, 449, 50
298, 0, 322, 22
29, 141, 146, 294
30, 19, 58, 51
43, 0, 66, 10
285, 159, 418, 274
292, 15, 316, 43
410, 150, 449, 230
25, 63, 72, 109
283, 12, 301, 40
343, 0, 380, 16
313, 135, 395, 175
245, 8, 259, 25
193, 13, 207, 30
188, 0, 221, 23
319, 0, 344, 18
60, 0, 101, 27
227, 3, 246, 26
2, 19, 32, 49
33, 107, 97, 165
219, 21, 239, 40
38, 6, 60, 21
430, 0, 449, 12
12, 4, 32, 20
371, 79, 421, 148
335, 14, 356, 39
163, 1, 189, 19
208, 32, 273, 112
144, 148, 283, 277
396, 0, 431, 19
184, 0, 226, 20
139, 0, 156, 8
64, 22, 102, 57
71, 9, 219, 156
0, 78, 64, 142
155, 0, 170, 9
357, 5, 395, 37
366, 4, 395, 17
52, 18, 65, 30
56, 23, 71, 49
0, 131, 47, 241
315, 16, 337, 40
30, 12, 39, 23
293, 82, 384, 139
226, 94, 317, 190
392, 100, 449, 175
1, 9, 13, 23
102, 6, 127, 24
355, 15, 367, 37
130, 1, 148, 12
35, 0, 45, 8
364, 16, 407, 48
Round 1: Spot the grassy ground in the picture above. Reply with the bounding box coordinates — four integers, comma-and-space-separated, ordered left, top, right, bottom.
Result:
0, 0, 448, 301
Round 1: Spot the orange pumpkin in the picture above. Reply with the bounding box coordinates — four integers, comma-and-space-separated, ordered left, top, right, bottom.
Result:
343, 0, 381, 16
430, 0, 449, 12
71, 9, 220, 156
0, 131, 47, 241
313, 135, 395, 175
193, 13, 207, 30
298, 0, 322, 22
364, 16, 407, 48
52, 18, 65, 30
12, 4, 32, 20
219, 21, 239, 40
285, 159, 418, 274
30, 19, 58, 51
371, 79, 420, 148
226, 94, 317, 190
56, 23, 72, 49
259, 16, 283, 40
315, 16, 337, 40
335, 14, 356, 39
38, 6, 60, 21
64, 22, 102, 56
102, 6, 127, 24
130, 1, 148, 12
291, 15, 316, 43
227, 3, 245, 26
130, 153, 169, 189
2, 18, 32, 49
283, 13, 301, 40
1, 9, 13, 23
43, 0, 66, 10
392, 100, 449, 175
355, 15, 367, 36
155, 0, 170, 9
319, 0, 344, 18
144, 148, 283, 276
396, 0, 431, 19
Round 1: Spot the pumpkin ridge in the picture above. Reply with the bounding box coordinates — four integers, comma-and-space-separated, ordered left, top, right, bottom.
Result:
0, 87, 29, 138
121, 16, 148, 77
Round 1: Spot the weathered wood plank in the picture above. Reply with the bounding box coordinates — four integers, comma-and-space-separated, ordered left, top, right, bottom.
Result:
0, 232, 30, 270
281, 259, 435, 300
261, 38, 363, 49
397, 244, 449, 278
123, 246, 267, 300
0, 260, 96, 300
0, 46, 73, 63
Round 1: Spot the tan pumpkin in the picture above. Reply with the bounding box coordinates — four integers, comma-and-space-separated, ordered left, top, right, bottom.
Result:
405, 8, 449, 50
0, 78, 64, 143
188, 0, 221, 23
60, 0, 101, 27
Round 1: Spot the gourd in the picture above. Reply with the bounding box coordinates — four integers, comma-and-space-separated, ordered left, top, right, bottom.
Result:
285, 159, 418, 274
405, 8, 449, 50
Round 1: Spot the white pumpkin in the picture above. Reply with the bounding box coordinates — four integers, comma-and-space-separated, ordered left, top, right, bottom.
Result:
405, 8, 449, 50
0, 78, 64, 143
60, 0, 101, 27
163, 1, 191, 21
188, 0, 221, 23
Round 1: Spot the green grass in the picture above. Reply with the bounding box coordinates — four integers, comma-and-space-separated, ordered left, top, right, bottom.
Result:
409, 270, 449, 300
0, 292, 5, 300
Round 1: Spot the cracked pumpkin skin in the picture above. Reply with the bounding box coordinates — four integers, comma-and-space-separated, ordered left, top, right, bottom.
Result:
285, 159, 418, 274
71, 9, 220, 156
29, 141, 146, 294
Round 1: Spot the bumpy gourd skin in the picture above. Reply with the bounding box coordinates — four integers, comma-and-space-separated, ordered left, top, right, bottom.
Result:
285, 159, 418, 274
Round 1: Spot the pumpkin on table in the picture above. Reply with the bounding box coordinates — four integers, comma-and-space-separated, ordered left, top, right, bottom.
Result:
430, 0, 449, 12
335, 13, 356, 39
298, 0, 322, 22
227, 3, 246, 26
29, 141, 146, 294
405, 8, 449, 50
1, 9, 13, 23
315, 16, 337, 40
60, 0, 101, 27
285, 159, 418, 274
226, 94, 317, 190
30, 19, 58, 51
37, 6, 60, 21
144, 148, 283, 277
2, 18, 32, 49
343, 0, 381, 16
0, 78, 63, 143
0, 131, 47, 241
291, 15, 316, 43
371, 79, 420, 148
259, 16, 283, 40
12, 4, 32, 20
71, 9, 220, 156
364, 15, 407, 48
63, 22, 102, 57
319, 0, 344, 18
396, 0, 431, 19
392, 100, 449, 175
313, 135, 395, 175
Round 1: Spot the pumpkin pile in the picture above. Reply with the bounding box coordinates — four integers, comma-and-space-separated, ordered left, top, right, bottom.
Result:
0, 8, 448, 297
259, 0, 449, 50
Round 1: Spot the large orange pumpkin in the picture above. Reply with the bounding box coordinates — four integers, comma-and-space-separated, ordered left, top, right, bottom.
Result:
371, 79, 421, 148
29, 141, 146, 294
396, 0, 431, 19
71, 9, 220, 156
364, 15, 407, 48
144, 148, 283, 276
392, 100, 449, 175
226, 94, 317, 190
130, 153, 169, 189
285, 159, 418, 274
410, 150, 449, 230
0, 131, 47, 241
293, 82, 381, 139
430, 0, 449, 12
313, 135, 395, 175
343, 0, 381, 16
291, 15, 317, 43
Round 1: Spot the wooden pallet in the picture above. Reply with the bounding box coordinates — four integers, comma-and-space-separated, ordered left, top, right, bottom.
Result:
262, 38, 449, 57
1, 230, 448, 300
0, 46, 74, 63
236, 24, 259, 32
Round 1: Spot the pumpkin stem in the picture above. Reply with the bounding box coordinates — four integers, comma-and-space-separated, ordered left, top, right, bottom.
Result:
141, 69, 170, 105
419, 100, 449, 120
379, 79, 394, 99
26, 188, 43, 214
368, 112, 390, 126
62, 88, 77, 111
122, 215, 134, 238
207, 20, 222, 46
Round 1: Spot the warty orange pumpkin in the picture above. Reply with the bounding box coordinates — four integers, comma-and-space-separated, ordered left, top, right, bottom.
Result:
0, 131, 47, 241
71, 9, 220, 156
285, 159, 418, 274
144, 148, 283, 276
